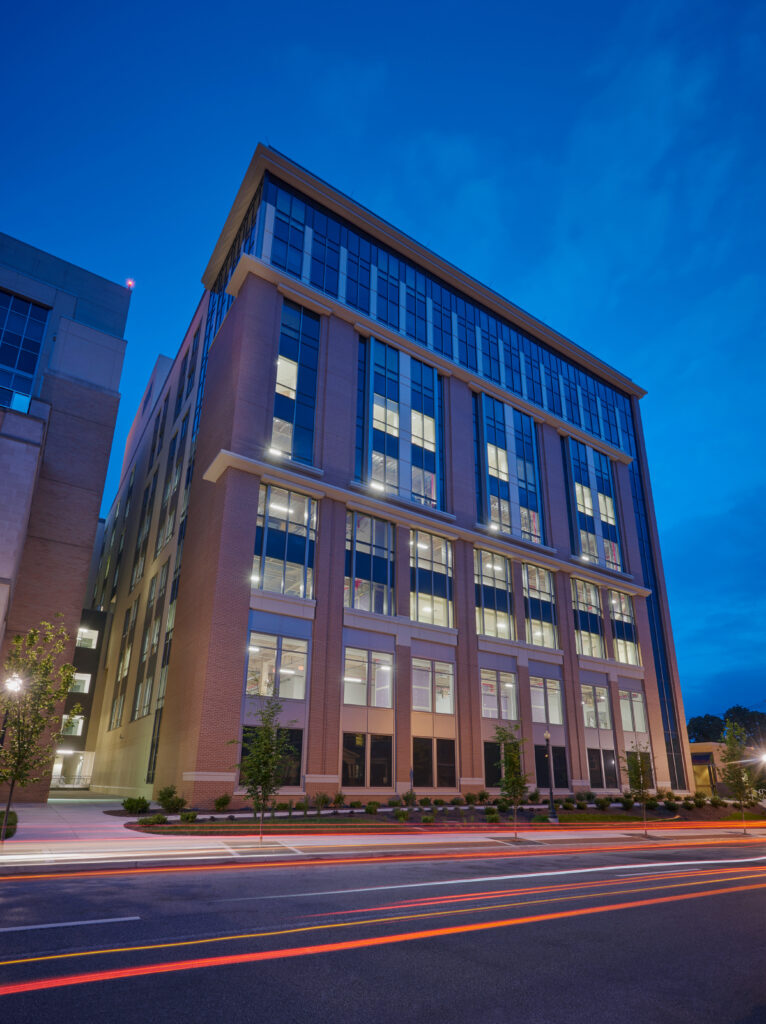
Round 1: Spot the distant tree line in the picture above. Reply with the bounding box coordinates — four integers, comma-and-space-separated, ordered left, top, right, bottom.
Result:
687, 705, 766, 745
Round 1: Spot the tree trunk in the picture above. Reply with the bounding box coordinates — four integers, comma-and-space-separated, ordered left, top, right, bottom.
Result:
1, 779, 16, 842
260, 801, 265, 845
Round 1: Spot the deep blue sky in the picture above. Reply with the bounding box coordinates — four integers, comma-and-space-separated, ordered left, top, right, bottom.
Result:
2, 1, 763, 719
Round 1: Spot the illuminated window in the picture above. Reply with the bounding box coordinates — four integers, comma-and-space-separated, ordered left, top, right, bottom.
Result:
474, 549, 514, 639
523, 564, 557, 648
70, 673, 91, 694
619, 690, 648, 733
412, 659, 454, 714
246, 633, 308, 701
609, 590, 640, 664
76, 628, 99, 649
252, 484, 317, 599
480, 669, 518, 720
270, 301, 319, 463
530, 677, 563, 725
344, 512, 395, 615
581, 684, 612, 729
410, 530, 453, 627
61, 715, 84, 737
568, 440, 622, 570
475, 395, 543, 543
343, 649, 393, 708
571, 579, 605, 658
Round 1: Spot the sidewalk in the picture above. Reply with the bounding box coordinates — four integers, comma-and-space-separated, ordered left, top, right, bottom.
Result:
2, 799, 765, 875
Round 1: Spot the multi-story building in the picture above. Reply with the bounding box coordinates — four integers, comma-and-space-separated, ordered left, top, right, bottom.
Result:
88, 145, 691, 804
0, 233, 129, 799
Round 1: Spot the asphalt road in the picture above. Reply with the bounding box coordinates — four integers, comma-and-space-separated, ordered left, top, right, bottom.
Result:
1, 840, 765, 1023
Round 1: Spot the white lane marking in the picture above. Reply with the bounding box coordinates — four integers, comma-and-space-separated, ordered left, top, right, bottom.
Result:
251, 854, 766, 901
0, 916, 140, 933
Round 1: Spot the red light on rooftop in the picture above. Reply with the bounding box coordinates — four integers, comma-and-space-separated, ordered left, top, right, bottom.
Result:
126, 278, 135, 290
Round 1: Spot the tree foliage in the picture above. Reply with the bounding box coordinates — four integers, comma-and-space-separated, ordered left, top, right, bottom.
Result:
494, 724, 528, 838
686, 714, 724, 743
238, 695, 295, 842
720, 719, 763, 834
1, 620, 76, 840
687, 707, 766, 745
621, 740, 654, 836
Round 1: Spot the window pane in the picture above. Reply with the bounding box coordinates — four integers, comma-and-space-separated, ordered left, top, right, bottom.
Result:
587, 748, 604, 788
581, 685, 597, 728
530, 677, 546, 723
481, 669, 498, 719
632, 692, 647, 732
413, 736, 433, 787
278, 639, 307, 700
595, 686, 611, 729
343, 648, 368, 706
546, 680, 563, 725
434, 662, 454, 714
499, 673, 517, 719
371, 652, 393, 708
484, 741, 502, 787
342, 732, 366, 787
436, 738, 456, 788
246, 633, 277, 696
619, 690, 633, 732
369, 734, 392, 787
412, 659, 432, 711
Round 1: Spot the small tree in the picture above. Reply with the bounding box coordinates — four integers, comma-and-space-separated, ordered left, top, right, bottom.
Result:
721, 719, 758, 835
622, 740, 654, 837
238, 695, 295, 843
1, 621, 76, 841
494, 724, 528, 839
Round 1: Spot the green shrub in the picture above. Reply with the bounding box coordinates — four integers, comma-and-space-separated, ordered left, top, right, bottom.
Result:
664, 799, 678, 813
156, 785, 186, 814
418, 797, 432, 807
464, 792, 478, 805
693, 793, 707, 808
594, 797, 611, 811
294, 800, 309, 811
562, 800, 576, 811
332, 791, 346, 808
179, 811, 197, 823
388, 798, 402, 807
485, 812, 500, 823
645, 797, 659, 811
275, 802, 290, 811
665, 791, 676, 802
584, 791, 595, 802
497, 800, 510, 813
710, 795, 725, 808
350, 800, 363, 809
138, 814, 168, 825
213, 793, 231, 813
0, 811, 17, 839
122, 797, 150, 815
433, 798, 445, 806
681, 799, 694, 811
402, 789, 417, 807
450, 795, 465, 806
314, 792, 331, 815
576, 800, 587, 811
477, 790, 490, 804
422, 814, 435, 823
527, 789, 541, 803
394, 809, 408, 822
620, 796, 634, 810
365, 801, 380, 815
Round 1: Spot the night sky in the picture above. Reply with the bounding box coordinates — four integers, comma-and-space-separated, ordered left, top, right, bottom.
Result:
2, 2, 763, 720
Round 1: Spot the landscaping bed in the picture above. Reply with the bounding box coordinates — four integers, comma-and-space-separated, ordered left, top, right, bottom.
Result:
124, 796, 766, 835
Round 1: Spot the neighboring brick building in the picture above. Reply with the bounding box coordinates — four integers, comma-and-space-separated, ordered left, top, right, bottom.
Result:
87, 145, 692, 805
0, 233, 129, 799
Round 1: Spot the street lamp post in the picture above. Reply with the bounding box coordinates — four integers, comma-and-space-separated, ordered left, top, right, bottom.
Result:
544, 730, 558, 822
1, 674, 24, 842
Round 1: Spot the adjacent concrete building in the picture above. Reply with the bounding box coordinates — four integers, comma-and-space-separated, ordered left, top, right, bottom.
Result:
0, 233, 129, 798
88, 146, 692, 805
